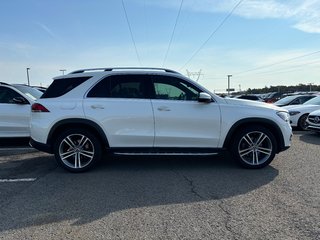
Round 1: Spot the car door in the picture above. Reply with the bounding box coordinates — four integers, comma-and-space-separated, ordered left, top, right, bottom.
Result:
150, 75, 221, 148
0, 86, 31, 137
84, 74, 154, 148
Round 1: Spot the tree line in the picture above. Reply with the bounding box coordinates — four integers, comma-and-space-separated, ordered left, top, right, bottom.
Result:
245, 84, 320, 94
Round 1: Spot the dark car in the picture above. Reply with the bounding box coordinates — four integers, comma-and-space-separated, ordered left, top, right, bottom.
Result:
264, 92, 283, 103
274, 95, 316, 107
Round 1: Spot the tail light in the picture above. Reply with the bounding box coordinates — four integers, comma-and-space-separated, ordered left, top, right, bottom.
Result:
31, 103, 50, 112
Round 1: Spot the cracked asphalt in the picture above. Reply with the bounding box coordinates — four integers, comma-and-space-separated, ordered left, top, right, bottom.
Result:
0, 131, 319, 240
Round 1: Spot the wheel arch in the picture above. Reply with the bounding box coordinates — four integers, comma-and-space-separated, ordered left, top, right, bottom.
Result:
47, 118, 109, 152
223, 118, 285, 153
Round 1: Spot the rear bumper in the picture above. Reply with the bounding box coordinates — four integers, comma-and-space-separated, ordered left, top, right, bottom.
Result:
29, 138, 53, 154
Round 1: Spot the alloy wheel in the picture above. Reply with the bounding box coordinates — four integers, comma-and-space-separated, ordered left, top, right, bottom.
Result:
238, 131, 273, 166
59, 134, 95, 169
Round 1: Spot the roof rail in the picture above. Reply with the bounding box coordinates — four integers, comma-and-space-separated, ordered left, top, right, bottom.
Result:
69, 67, 181, 75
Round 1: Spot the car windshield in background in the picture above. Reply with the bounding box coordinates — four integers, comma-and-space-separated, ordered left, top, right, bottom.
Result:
13, 85, 43, 100
303, 96, 320, 105
274, 95, 299, 105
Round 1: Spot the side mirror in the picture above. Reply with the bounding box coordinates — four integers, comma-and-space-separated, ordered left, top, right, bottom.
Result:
12, 97, 29, 105
198, 92, 212, 103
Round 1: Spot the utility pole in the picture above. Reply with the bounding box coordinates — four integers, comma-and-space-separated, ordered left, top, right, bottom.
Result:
227, 74, 232, 96
308, 83, 313, 92
60, 69, 66, 75
26, 68, 30, 86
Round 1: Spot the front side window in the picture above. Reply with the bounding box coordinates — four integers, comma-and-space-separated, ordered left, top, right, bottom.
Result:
152, 76, 200, 101
0, 86, 22, 104
87, 75, 148, 99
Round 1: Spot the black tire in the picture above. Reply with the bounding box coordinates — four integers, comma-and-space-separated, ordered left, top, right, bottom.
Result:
298, 114, 309, 131
53, 128, 102, 172
231, 125, 277, 169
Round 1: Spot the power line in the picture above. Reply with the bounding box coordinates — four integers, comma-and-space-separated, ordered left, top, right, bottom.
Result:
234, 50, 320, 76
121, 0, 142, 66
179, 0, 244, 70
162, 0, 184, 67
241, 59, 320, 77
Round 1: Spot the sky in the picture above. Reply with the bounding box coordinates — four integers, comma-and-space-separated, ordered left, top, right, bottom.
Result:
0, 0, 320, 93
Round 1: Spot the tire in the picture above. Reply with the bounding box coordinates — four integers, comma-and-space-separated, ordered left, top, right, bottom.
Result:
298, 114, 309, 131
231, 125, 277, 169
53, 128, 102, 172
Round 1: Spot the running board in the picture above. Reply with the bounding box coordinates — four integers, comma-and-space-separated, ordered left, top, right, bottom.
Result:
113, 152, 219, 156
109, 147, 223, 156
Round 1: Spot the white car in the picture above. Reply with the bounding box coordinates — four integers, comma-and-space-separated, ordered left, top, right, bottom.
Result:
283, 96, 320, 130
0, 83, 42, 138
306, 109, 320, 133
29, 68, 292, 172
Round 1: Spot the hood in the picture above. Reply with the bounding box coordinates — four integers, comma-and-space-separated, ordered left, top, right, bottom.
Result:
284, 104, 320, 112
309, 109, 320, 115
224, 98, 284, 111
282, 104, 303, 110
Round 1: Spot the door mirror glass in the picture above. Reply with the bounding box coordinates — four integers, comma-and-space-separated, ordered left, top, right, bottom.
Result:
198, 92, 212, 103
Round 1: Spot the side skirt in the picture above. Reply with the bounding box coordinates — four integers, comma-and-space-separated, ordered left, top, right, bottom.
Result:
108, 147, 225, 156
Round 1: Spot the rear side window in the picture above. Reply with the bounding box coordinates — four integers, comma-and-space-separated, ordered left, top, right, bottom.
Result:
87, 75, 148, 99
41, 77, 91, 98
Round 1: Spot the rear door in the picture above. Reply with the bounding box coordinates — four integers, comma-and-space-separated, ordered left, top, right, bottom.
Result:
0, 86, 31, 137
84, 74, 154, 147
150, 75, 221, 148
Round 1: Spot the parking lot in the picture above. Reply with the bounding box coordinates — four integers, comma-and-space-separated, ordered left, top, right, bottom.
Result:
0, 131, 319, 240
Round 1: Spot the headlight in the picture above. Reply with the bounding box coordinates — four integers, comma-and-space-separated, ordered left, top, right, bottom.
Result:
289, 111, 300, 116
277, 111, 290, 122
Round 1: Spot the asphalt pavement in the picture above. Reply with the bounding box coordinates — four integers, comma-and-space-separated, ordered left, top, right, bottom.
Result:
0, 131, 319, 240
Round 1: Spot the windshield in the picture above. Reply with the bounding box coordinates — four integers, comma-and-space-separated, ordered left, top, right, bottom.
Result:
13, 85, 43, 100
274, 95, 300, 105
303, 96, 320, 105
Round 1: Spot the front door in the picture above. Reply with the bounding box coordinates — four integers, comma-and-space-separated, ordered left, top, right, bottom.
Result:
0, 86, 31, 138
150, 75, 221, 148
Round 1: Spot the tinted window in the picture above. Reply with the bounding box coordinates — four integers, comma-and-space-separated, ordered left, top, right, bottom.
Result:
303, 96, 320, 105
291, 98, 301, 105
0, 86, 22, 104
274, 95, 298, 105
151, 76, 200, 101
41, 77, 91, 98
300, 96, 315, 103
87, 75, 148, 99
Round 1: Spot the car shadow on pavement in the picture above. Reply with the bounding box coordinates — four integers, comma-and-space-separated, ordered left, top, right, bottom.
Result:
0, 152, 278, 232
299, 132, 320, 145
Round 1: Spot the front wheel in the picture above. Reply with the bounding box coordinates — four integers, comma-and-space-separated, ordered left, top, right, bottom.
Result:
298, 114, 309, 131
54, 129, 102, 172
231, 126, 277, 169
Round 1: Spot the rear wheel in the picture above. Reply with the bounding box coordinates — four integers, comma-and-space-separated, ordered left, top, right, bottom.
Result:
231, 126, 277, 169
54, 129, 102, 172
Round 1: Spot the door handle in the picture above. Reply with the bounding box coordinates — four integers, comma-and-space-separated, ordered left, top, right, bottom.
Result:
157, 106, 170, 111
91, 105, 104, 109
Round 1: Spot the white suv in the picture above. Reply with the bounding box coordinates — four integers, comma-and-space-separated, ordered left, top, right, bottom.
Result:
30, 68, 292, 172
